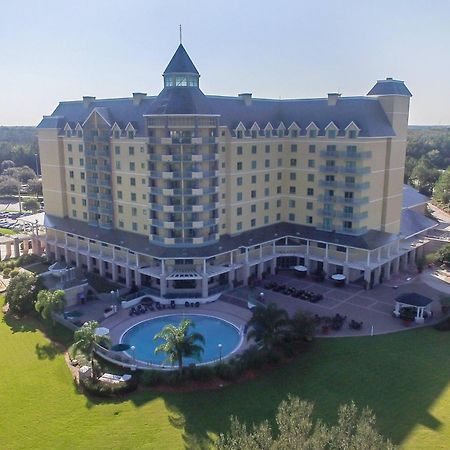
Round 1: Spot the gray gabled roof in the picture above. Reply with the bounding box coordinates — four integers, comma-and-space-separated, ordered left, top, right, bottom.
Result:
367, 78, 412, 97
163, 44, 199, 75
402, 184, 429, 209
395, 293, 433, 307
399, 209, 437, 239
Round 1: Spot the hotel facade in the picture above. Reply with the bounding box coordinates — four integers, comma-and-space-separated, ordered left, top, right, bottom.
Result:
36, 44, 436, 302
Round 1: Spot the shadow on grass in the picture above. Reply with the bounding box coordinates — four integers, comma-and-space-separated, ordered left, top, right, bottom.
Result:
109, 328, 449, 448
35, 342, 62, 360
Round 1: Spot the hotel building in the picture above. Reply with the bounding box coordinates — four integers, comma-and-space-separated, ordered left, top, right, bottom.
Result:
37, 44, 436, 302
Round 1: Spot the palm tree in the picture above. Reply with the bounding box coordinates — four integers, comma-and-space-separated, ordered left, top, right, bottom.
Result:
247, 302, 289, 350
72, 321, 111, 372
289, 311, 316, 341
154, 319, 205, 370
35, 289, 65, 325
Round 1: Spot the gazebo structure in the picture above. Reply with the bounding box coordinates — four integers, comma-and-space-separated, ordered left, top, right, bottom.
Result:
393, 293, 434, 323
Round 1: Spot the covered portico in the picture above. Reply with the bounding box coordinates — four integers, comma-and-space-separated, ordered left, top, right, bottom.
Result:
393, 293, 434, 323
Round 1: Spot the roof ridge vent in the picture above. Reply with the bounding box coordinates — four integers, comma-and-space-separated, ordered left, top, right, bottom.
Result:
83, 96, 95, 108
238, 92, 252, 106
327, 92, 341, 106
132, 92, 147, 105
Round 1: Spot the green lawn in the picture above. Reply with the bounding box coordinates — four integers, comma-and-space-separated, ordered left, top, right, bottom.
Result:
0, 310, 449, 450
0, 227, 16, 236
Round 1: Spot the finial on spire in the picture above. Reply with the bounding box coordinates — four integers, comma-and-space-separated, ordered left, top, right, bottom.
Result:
179, 24, 182, 44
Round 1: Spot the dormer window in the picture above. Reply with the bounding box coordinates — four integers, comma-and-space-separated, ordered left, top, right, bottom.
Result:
114, 130, 120, 139
291, 130, 298, 138
237, 130, 243, 139
349, 130, 357, 139
278, 130, 283, 138
265, 130, 270, 137
328, 129, 336, 139
66, 130, 71, 137
251, 130, 257, 138
128, 130, 134, 139
309, 129, 317, 138
165, 76, 174, 87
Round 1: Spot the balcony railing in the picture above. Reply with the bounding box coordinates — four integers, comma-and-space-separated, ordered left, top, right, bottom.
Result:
318, 180, 370, 190
335, 196, 369, 205
319, 165, 339, 173
339, 166, 371, 175
340, 150, 372, 159
318, 194, 336, 203
317, 209, 336, 217
320, 150, 339, 158
335, 211, 368, 220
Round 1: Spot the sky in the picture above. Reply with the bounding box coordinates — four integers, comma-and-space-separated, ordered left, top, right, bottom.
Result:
0, 0, 449, 126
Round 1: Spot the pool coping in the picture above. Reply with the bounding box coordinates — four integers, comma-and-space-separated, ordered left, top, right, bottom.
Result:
119, 313, 246, 369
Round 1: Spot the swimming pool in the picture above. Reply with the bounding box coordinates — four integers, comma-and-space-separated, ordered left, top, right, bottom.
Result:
121, 314, 242, 366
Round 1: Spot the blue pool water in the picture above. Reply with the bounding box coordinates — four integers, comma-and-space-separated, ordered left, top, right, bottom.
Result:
121, 314, 241, 366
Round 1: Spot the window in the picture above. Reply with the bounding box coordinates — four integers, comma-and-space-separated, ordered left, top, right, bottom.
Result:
347, 145, 357, 156
80, 172, 85, 180
236, 130, 243, 139
264, 173, 270, 182
291, 129, 298, 138
251, 130, 257, 138
290, 158, 297, 167
309, 129, 317, 138
237, 207, 242, 216
251, 190, 256, 198
277, 186, 282, 194
289, 186, 296, 194
72, 209, 77, 218
278, 144, 283, 152
129, 146, 134, 155
307, 202, 313, 210
131, 207, 137, 216
83, 212, 87, 220
114, 130, 120, 139
264, 202, 269, 210
251, 145, 257, 154
79, 158, 84, 166
343, 221, 353, 230
130, 193, 136, 201
323, 218, 332, 230
116, 176, 122, 184
116, 161, 121, 170
251, 175, 256, 184
308, 159, 315, 168
277, 158, 283, 167
251, 218, 256, 227
69, 171, 74, 178
237, 177, 243, 186
119, 221, 124, 228
265, 145, 270, 153
337, 246, 346, 252
132, 222, 138, 231
129, 162, 135, 171
237, 162, 243, 171
289, 213, 295, 221
309, 145, 316, 153
115, 146, 120, 155
290, 172, 296, 181
251, 160, 257, 169
276, 213, 281, 221
349, 130, 357, 139
345, 176, 355, 185
306, 215, 313, 224
118, 205, 124, 213
307, 174, 314, 182
81, 186, 86, 193
70, 184, 75, 192
265, 159, 270, 168
71, 197, 76, 205
237, 192, 243, 201
328, 129, 336, 138
264, 187, 269, 196
307, 188, 314, 196
117, 191, 123, 199
291, 144, 297, 152
277, 172, 282, 180
82, 199, 86, 206
344, 191, 354, 200
78, 144, 83, 152
276, 199, 282, 207
251, 204, 256, 213
264, 215, 269, 224
68, 157, 73, 165
237, 222, 242, 230
128, 131, 134, 139
289, 199, 296, 208
237, 146, 243, 155
68, 144, 72, 152
130, 178, 136, 186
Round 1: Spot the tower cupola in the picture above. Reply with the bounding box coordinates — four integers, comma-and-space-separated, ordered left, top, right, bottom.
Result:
163, 44, 200, 88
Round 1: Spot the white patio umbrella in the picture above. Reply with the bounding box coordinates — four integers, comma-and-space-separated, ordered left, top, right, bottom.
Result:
94, 327, 110, 337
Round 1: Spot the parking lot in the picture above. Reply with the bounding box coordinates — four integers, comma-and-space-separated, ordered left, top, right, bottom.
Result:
0, 211, 36, 233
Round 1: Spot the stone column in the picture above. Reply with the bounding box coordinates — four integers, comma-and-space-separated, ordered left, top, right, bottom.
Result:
242, 263, 250, 286
135, 270, 142, 288
228, 269, 235, 288
87, 255, 93, 272
270, 257, 277, 275
202, 275, 208, 298
13, 238, 20, 258
99, 258, 105, 277
125, 267, 132, 288
31, 238, 38, 255
22, 240, 29, 255
5, 241, 12, 259
257, 262, 264, 280
373, 266, 381, 287
364, 267, 371, 290
112, 263, 118, 282
160, 275, 167, 297
384, 261, 391, 281
392, 256, 400, 274
343, 264, 350, 284
323, 258, 329, 275
400, 254, 408, 271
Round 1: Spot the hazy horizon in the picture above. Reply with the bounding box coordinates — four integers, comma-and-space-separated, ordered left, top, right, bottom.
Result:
1, 0, 449, 126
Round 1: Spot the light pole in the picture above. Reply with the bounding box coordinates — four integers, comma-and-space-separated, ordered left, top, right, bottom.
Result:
130, 345, 136, 371
218, 343, 223, 363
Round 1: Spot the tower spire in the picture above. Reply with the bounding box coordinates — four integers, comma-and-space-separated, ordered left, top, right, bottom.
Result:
179, 24, 182, 45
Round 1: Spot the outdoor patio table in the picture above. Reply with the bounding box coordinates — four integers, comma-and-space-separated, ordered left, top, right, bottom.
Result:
293, 265, 308, 278
331, 274, 346, 287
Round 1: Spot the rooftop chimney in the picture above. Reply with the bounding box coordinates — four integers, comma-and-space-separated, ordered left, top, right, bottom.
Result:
83, 96, 95, 108
238, 92, 252, 106
132, 92, 147, 105
327, 93, 341, 106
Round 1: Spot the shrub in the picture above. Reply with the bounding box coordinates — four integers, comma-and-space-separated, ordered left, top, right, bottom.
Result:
267, 349, 283, 365
5, 272, 42, 317
140, 370, 165, 387
187, 364, 215, 382
239, 346, 268, 370
215, 363, 240, 381
22, 198, 40, 211
80, 377, 137, 397
9, 268, 20, 278
434, 316, 450, 331
2, 267, 11, 278
425, 252, 439, 265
